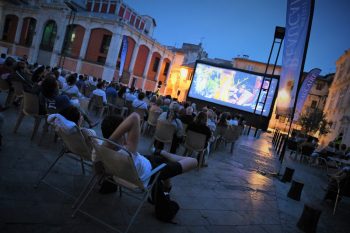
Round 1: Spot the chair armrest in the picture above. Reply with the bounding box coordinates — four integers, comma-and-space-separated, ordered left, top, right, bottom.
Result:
142, 163, 166, 181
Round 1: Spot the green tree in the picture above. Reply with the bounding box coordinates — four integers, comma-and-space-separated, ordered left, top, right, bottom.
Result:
298, 110, 331, 136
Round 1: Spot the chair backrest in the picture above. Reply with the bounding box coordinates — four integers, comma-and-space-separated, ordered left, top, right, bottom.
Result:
222, 125, 240, 142
184, 130, 207, 152
154, 120, 176, 143
182, 123, 188, 132
125, 100, 133, 111
115, 97, 125, 107
91, 94, 104, 108
133, 108, 146, 119
57, 126, 92, 161
12, 81, 24, 96
107, 95, 116, 105
147, 111, 161, 126
91, 137, 145, 190
84, 85, 96, 97
23, 92, 39, 115
214, 125, 226, 137
0, 79, 9, 91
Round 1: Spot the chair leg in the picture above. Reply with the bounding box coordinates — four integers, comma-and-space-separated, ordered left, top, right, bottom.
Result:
31, 117, 42, 140
38, 121, 49, 146
72, 176, 100, 217
230, 142, 235, 153
333, 188, 341, 215
35, 149, 65, 188
125, 191, 150, 233
72, 174, 98, 209
13, 111, 25, 133
197, 151, 204, 170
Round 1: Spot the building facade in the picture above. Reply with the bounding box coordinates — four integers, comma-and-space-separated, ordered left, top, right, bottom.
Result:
321, 49, 350, 146
0, 0, 183, 93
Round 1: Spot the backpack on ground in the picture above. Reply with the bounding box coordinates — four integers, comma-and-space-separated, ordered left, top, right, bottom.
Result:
154, 180, 179, 223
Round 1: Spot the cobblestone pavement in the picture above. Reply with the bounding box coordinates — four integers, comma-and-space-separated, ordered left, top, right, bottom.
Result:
0, 93, 349, 233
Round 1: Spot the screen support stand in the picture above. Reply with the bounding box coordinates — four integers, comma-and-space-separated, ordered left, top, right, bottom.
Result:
248, 26, 285, 136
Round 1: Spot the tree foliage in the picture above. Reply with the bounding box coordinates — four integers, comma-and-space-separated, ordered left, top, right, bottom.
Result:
298, 110, 331, 136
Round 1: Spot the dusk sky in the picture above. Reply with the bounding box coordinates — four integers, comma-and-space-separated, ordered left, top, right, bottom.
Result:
124, 0, 350, 75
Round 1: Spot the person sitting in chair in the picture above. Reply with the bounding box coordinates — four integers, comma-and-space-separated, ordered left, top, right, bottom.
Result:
101, 113, 197, 192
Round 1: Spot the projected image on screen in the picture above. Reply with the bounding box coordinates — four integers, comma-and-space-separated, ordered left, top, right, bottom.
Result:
188, 63, 277, 116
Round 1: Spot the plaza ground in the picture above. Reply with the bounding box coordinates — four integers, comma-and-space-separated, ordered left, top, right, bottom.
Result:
0, 92, 349, 233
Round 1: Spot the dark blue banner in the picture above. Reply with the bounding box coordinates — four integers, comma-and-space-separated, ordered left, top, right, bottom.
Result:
276, 0, 314, 116
294, 68, 321, 121
119, 35, 128, 77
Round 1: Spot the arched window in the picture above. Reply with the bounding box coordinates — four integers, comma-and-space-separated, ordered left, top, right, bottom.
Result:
2, 15, 18, 43
20, 18, 37, 47
40, 20, 57, 51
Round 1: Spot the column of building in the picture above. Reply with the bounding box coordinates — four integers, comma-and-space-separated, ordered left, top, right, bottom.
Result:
29, 15, 45, 64
127, 41, 140, 87
141, 45, 154, 90
102, 27, 123, 82
12, 15, 24, 55
0, 1, 5, 39
76, 26, 91, 73
163, 56, 174, 95
50, 17, 68, 67
153, 54, 164, 92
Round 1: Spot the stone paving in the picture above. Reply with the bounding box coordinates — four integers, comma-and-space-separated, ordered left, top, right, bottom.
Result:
0, 93, 349, 233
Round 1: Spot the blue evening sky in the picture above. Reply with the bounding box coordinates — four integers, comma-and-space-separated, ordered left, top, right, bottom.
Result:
124, 0, 350, 75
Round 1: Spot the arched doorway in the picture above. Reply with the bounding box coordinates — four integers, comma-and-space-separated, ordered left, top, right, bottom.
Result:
2, 14, 19, 43
37, 20, 57, 65
19, 17, 37, 47
40, 20, 57, 51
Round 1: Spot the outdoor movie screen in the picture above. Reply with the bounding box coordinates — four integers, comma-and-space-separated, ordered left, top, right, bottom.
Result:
188, 63, 278, 117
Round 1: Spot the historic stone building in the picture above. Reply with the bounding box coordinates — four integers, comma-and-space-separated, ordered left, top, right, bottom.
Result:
0, 0, 185, 93
321, 49, 350, 145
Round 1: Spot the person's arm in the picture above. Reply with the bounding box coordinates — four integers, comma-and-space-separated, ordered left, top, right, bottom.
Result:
107, 112, 140, 154
102, 91, 107, 103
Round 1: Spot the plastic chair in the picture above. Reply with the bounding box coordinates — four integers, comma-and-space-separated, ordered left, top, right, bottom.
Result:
13, 92, 45, 140
217, 125, 240, 153
35, 125, 95, 195
72, 136, 166, 233
144, 110, 161, 135
183, 130, 207, 168
11, 81, 24, 98
151, 120, 176, 152
84, 84, 96, 98
89, 94, 108, 118
106, 96, 128, 117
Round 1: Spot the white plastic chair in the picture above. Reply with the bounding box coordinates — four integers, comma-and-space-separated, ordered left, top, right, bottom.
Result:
183, 130, 207, 168
72, 136, 166, 233
35, 125, 95, 197
13, 92, 45, 140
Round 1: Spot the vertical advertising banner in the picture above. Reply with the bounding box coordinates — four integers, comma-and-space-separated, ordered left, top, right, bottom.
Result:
119, 35, 128, 77
294, 68, 321, 121
276, 0, 315, 116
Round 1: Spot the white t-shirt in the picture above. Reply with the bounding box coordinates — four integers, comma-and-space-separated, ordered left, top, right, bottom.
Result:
132, 99, 148, 110
92, 88, 107, 103
61, 85, 82, 98
125, 92, 136, 102
58, 75, 66, 88
132, 152, 152, 187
